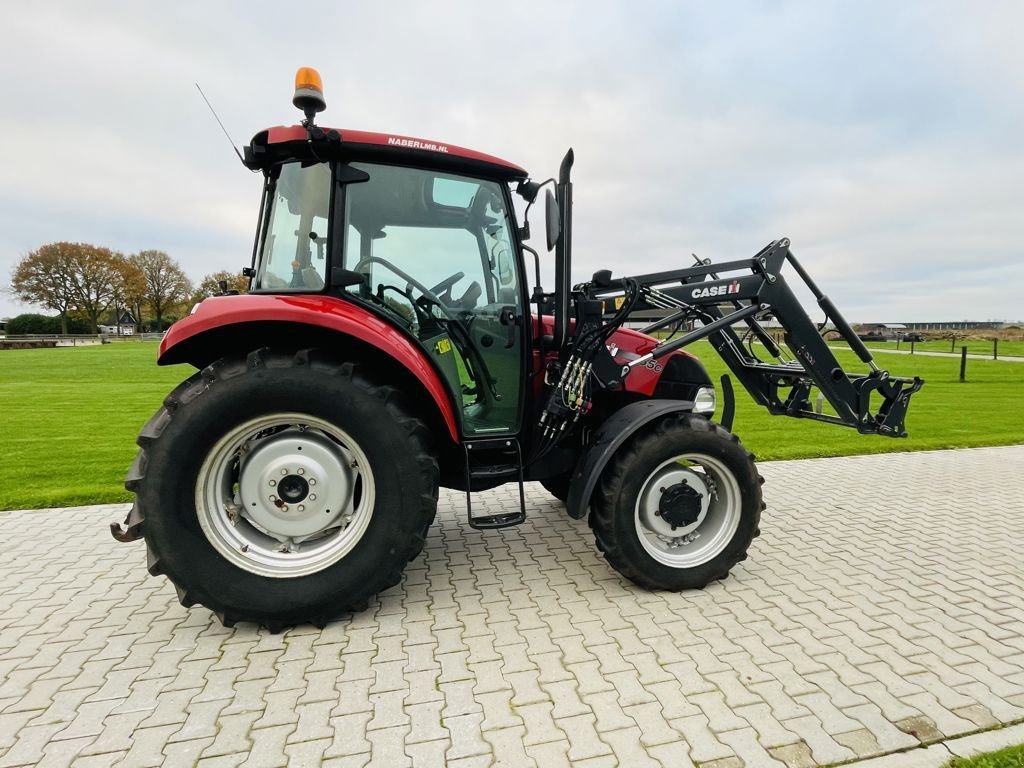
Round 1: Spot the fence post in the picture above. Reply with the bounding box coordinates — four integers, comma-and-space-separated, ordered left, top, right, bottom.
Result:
994, 338, 998, 360
950, 337, 955, 353
960, 346, 968, 382
910, 340, 915, 354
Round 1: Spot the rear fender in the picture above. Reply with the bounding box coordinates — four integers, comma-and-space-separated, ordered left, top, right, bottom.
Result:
159, 294, 460, 442
565, 399, 694, 520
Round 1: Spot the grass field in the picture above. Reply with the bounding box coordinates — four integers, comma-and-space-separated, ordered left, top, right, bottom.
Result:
859, 339, 1024, 358
1, 340, 1023, 509
0, 344, 186, 510
946, 743, 1024, 768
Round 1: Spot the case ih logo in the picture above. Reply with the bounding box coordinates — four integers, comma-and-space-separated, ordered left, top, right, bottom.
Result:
691, 281, 741, 299
387, 137, 449, 153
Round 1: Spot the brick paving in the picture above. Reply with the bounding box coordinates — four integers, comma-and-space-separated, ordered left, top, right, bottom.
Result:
0, 445, 1022, 767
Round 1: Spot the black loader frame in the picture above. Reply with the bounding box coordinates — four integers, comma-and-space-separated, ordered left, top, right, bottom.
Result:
530, 235, 923, 470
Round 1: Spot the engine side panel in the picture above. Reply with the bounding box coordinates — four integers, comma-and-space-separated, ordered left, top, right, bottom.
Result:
606, 326, 712, 396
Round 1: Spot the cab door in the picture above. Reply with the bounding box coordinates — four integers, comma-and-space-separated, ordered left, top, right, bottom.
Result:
340, 162, 526, 436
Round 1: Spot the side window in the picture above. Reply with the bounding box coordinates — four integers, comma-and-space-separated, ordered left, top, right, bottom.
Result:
482, 194, 518, 305
341, 163, 524, 435
254, 163, 330, 291
371, 227, 484, 304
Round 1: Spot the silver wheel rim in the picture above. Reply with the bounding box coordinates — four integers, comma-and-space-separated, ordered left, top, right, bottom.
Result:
634, 453, 741, 568
195, 413, 375, 578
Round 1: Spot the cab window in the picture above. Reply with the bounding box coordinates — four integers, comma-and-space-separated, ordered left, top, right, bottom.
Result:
254, 163, 331, 292
342, 163, 523, 435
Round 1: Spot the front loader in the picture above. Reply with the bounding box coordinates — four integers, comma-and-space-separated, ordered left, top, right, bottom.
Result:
112, 68, 922, 629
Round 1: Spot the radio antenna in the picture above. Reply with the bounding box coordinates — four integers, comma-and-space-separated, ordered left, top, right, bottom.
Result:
195, 83, 245, 165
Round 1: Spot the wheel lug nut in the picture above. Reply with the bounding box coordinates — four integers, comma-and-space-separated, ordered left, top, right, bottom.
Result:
281, 469, 288, 475
309, 478, 316, 486
297, 468, 305, 475
269, 480, 276, 487
309, 494, 317, 501
298, 505, 305, 512
269, 495, 276, 501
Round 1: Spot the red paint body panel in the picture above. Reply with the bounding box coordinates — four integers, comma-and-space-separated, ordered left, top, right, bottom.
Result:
159, 294, 460, 442
531, 316, 700, 397
263, 125, 527, 177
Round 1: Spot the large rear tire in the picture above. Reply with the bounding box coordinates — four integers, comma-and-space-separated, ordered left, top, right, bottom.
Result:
125, 348, 438, 629
590, 413, 762, 591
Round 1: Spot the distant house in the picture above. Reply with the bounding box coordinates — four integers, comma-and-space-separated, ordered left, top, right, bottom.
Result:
98, 309, 138, 336
902, 321, 1007, 331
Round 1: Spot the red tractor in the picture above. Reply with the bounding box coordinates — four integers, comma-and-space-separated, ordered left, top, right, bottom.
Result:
112, 68, 922, 629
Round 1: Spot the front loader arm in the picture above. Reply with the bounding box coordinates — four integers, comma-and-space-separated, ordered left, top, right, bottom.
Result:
589, 238, 923, 437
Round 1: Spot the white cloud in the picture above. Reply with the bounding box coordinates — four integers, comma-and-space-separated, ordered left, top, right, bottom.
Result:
1, 1, 1022, 323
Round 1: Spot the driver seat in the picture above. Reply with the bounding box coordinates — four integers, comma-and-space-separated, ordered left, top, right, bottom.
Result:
454, 281, 482, 310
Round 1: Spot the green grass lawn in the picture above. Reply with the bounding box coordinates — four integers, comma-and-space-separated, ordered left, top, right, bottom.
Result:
692, 338, 1024, 460
0, 344, 188, 510
858, 339, 1024, 358
1, 339, 1023, 509
946, 743, 1024, 768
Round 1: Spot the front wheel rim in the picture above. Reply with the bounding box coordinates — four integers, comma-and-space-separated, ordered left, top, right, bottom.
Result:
634, 453, 741, 569
195, 413, 375, 578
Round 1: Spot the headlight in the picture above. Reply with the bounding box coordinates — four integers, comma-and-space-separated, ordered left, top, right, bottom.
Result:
694, 386, 717, 415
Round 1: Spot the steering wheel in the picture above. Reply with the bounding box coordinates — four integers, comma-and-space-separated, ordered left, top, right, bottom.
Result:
428, 272, 465, 305
353, 257, 457, 321
353, 256, 500, 401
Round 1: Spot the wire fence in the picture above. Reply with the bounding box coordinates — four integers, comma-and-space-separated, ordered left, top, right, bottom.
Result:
0, 332, 165, 348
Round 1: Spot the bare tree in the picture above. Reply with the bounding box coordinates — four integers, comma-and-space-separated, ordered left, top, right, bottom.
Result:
10, 242, 80, 333
131, 250, 193, 330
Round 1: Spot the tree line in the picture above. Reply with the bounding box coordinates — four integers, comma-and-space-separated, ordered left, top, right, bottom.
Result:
7, 242, 248, 334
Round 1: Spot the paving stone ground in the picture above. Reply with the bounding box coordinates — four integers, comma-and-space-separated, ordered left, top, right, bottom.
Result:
1, 445, 1022, 767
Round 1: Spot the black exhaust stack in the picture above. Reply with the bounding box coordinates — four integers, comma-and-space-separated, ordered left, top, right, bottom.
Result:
553, 149, 574, 351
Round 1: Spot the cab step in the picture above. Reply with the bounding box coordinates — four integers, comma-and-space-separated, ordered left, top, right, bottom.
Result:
463, 438, 526, 529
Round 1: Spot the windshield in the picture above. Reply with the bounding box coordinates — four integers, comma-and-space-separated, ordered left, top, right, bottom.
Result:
253, 163, 331, 291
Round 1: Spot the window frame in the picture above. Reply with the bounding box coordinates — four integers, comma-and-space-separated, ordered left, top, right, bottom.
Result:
250, 161, 337, 296
331, 160, 534, 437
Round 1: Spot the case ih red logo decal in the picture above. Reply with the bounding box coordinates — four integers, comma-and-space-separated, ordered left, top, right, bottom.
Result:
691, 280, 741, 299
387, 136, 449, 153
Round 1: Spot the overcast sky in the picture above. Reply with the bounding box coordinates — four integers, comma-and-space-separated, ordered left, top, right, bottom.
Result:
1, 1, 1021, 323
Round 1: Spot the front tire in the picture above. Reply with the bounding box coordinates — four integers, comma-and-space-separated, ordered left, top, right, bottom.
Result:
590, 413, 762, 591
126, 349, 438, 628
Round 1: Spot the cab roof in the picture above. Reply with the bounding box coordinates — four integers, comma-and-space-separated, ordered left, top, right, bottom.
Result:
244, 125, 528, 181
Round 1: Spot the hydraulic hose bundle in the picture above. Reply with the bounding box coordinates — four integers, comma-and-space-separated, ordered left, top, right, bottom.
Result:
532, 277, 641, 460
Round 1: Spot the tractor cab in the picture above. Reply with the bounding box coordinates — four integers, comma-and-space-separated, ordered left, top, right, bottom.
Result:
243, 78, 532, 437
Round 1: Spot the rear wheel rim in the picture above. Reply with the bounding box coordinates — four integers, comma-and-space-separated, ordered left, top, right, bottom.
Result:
195, 413, 375, 578
634, 453, 741, 568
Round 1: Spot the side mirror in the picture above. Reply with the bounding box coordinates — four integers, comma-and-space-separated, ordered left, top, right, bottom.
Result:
544, 189, 560, 252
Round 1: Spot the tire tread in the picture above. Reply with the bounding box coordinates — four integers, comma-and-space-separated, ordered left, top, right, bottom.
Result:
589, 413, 764, 591
123, 346, 439, 628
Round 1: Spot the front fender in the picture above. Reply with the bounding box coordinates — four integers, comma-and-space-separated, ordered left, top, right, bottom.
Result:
565, 399, 694, 520
160, 294, 460, 442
